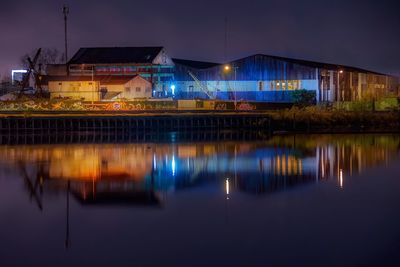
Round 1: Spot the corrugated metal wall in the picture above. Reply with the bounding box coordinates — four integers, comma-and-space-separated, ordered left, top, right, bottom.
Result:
175, 55, 318, 81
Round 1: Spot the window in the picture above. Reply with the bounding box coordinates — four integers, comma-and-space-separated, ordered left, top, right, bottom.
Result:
258, 81, 263, 91
136, 87, 141, 92
145, 87, 151, 93
100, 87, 108, 100
125, 87, 131, 93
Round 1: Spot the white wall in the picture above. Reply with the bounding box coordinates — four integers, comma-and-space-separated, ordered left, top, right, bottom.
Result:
48, 81, 100, 101
118, 76, 152, 99
153, 49, 175, 66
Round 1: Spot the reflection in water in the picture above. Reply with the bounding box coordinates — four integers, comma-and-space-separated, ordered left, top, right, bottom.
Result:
0, 133, 399, 251
1, 133, 400, 264
1, 134, 399, 206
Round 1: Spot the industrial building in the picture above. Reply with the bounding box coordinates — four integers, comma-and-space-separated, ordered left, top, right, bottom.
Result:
46, 47, 399, 103
174, 55, 399, 102
46, 47, 174, 100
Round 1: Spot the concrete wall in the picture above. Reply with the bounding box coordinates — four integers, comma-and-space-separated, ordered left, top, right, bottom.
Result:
49, 81, 100, 101
48, 76, 152, 101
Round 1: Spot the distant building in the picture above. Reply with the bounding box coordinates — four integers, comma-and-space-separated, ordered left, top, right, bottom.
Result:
45, 47, 399, 103
11, 70, 27, 85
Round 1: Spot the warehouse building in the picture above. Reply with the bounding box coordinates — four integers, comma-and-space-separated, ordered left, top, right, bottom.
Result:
46, 47, 399, 103
173, 54, 399, 102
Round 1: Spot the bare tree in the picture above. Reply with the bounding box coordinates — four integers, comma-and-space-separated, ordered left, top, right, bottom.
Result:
20, 48, 63, 74
1, 72, 12, 84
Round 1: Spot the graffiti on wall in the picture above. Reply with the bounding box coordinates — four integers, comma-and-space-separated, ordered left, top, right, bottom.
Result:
236, 102, 256, 111
214, 103, 227, 110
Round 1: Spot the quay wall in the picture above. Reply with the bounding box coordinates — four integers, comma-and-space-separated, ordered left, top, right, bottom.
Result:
0, 113, 271, 133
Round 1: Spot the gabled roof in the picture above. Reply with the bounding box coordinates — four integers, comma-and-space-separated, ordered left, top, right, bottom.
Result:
44, 75, 139, 85
172, 58, 221, 69
68, 47, 164, 65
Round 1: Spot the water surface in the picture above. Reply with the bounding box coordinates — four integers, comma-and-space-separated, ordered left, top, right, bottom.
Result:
0, 134, 400, 266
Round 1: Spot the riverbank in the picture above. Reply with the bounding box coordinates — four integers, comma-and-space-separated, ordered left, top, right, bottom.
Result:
0, 107, 399, 134
268, 106, 400, 133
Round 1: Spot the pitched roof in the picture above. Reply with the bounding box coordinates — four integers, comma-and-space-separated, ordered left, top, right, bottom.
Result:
68, 47, 164, 64
44, 75, 138, 85
236, 54, 385, 75
172, 58, 221, 69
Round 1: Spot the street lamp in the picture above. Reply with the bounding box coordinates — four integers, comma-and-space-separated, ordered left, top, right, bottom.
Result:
224, 64, 238, 110
337, 69, 344, 102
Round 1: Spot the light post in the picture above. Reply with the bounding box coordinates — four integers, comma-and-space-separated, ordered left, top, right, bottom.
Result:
224, 64, 238, 110
63, 4, 69, 64
337, 69, 343, 102
91, 65, 94, 108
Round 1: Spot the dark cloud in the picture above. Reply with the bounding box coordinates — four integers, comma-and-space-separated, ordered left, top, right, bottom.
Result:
0, 0, 399, 77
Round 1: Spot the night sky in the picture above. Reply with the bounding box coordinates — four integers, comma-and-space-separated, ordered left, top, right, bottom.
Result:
0, 0, 399, 77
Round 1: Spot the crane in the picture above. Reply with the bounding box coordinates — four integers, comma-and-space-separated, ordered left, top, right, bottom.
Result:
187, 71, 214, 99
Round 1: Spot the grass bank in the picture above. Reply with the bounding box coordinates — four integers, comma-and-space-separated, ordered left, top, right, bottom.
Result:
267, 106, 400, 133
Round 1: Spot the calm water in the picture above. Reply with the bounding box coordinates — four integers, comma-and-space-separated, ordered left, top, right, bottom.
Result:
1, 134, 400, 267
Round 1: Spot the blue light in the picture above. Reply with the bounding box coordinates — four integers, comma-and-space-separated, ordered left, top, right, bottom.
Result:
170, 84, 176, 95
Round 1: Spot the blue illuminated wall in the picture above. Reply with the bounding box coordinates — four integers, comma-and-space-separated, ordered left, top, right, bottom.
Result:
173, 54, 320, 102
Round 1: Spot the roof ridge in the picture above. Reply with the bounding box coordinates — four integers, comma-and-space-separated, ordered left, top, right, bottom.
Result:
231, 54, 385, 75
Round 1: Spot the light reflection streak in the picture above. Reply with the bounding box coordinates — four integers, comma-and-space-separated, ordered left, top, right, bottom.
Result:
339, 169, 344, 189
171, 155, 176, 176
226, 178, 230, 199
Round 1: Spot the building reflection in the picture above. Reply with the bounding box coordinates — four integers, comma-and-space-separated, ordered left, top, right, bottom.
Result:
1, 134, 399, 206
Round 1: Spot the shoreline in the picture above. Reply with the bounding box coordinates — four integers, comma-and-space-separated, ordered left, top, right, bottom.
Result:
0, 108, 399, 134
